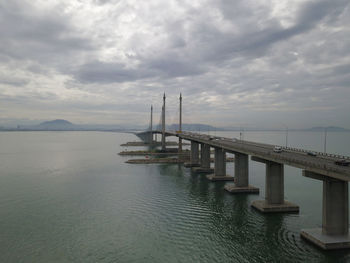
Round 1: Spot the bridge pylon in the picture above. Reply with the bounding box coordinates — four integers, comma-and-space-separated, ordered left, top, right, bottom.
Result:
149, 105, 153, 146
178, 93, 182, 153
161, 93, 166, 151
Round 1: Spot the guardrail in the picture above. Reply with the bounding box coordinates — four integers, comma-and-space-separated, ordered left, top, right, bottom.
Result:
280, 146, 350, 161
145, 131, 350, 161
272, 151, 350, 174
169, 131, 350, 173
180, 132, 350, 159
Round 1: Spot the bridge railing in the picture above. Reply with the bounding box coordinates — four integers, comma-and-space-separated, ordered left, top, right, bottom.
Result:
181, 132, 350, 174
280, 146, 350, 161
266, 150, 349, 174
246, 143, 349, 173
173, 132, 350, 173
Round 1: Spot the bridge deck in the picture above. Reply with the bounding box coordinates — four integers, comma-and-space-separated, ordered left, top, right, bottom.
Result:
136, 130, 350, 181
173, 131, 350, 181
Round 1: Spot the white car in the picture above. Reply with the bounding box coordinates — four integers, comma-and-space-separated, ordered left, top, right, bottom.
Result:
273, 146, 283, 153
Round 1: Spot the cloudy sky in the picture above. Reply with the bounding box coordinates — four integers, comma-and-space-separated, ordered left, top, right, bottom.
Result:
0, 0, 349, 128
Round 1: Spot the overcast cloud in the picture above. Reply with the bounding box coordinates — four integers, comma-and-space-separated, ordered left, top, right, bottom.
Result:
0, 0, 349, 128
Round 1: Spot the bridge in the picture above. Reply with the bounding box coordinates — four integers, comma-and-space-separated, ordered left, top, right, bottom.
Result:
135, 94, 350, 250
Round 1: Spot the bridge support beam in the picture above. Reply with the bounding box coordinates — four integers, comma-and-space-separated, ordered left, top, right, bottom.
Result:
251, 158, 299, 213
193, 143, 213, 173
184, 141, 200, 168
225, 153, 259, 193
207, 148, 234, 181
301, 171, 350, 250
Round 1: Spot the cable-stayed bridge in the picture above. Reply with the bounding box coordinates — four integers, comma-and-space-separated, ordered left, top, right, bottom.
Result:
135, 93, 350, 250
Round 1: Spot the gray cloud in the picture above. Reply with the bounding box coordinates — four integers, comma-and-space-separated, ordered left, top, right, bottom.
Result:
75, 61, 152, 83
75, 54, 204, 83
0, 1, 93, 64
203, 0, 349, 60
0, 76, 28, 87
0, 0, 349, 128
73, 0, 349, 85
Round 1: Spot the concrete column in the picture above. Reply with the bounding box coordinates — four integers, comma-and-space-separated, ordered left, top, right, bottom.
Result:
192, 143, 213, 173
322, 179, 348, 235
214, 148, 225, 176
251, 160, 298, 213
200, 143, 210, 169
191, 141, 199, 165
149, 132, 153, 145
184, 141, 200, 167
265, 161, 284, 204
235, 153, 249, 187
178, 137, 182, 153
207, 148, 234, 181
225, 153, 259, 193
301, 171, 350, 250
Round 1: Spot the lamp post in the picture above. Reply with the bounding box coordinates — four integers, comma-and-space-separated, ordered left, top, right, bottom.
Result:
150, 105, 153, 146
178, 93, 182, 153
281, 124, 288, 147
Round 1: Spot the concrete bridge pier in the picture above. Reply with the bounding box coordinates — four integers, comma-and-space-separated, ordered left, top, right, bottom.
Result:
184, 141, 200, 168
225, 153, 259, 193
207, 148, 234, 181
251, 157, 299, 213
161, 132, 166, 151
193, 143, 213, 173
178, 137, 182, 153
301, 171, 350, 250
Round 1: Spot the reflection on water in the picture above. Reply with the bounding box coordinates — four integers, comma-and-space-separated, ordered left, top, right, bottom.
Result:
0, 131, 350, 262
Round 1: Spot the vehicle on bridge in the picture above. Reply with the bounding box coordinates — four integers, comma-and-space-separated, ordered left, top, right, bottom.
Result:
335, 159, 350, 166
273, 146, 283, 153
307, 151, 317, 157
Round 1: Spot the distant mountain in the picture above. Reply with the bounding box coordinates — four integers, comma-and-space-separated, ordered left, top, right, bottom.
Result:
3, 119, 139, 131
18, 119, 75, 130
306, 126, 350, 132
38, 119, 73, 129
39, 119, 73, 126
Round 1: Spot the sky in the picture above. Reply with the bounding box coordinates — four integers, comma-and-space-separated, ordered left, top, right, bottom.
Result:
0, 0, 349, 129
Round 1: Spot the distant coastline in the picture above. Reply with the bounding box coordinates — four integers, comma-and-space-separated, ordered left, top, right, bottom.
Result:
0, 119, 349, 132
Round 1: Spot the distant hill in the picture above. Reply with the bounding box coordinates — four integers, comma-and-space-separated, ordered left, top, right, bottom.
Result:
38, 119, 73, 129
39, 119, 72, 126
6, 119, 138, 131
